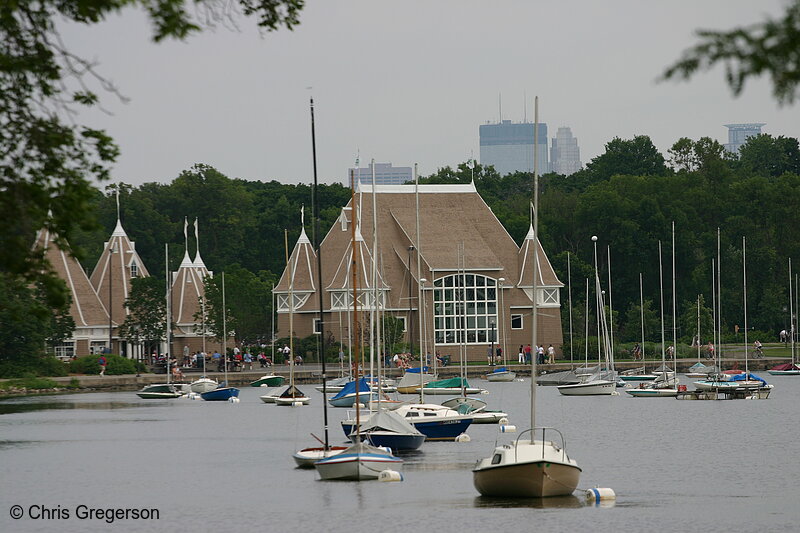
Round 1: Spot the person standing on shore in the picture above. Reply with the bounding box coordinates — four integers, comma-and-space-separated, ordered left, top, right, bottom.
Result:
98, 355, 107, 376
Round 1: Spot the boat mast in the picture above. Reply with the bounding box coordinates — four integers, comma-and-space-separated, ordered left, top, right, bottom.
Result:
530, 96, 539, 435
285, 229, 294, 396
743, 236, 748, 375
658, 241, 666, 371
696, 294, 701, 364
310, 97, 328, 443
790, 258, 795, 366
568, 252, 573, 367
415, 163, 425, 378
711, 258, 717, 367
672, 221, 677, 373
717, 228, 722, 367
639, 272, 645, 372
414, 164, 424, 404
165, 243, 170, 387
350, 170, 361, 432
370, 160, 377, 396
585, 278, 589, 368
607, 246, 615, 372
222, 271, 228, 385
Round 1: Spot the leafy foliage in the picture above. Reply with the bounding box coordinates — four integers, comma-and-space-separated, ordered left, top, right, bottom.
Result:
118, 276, 166, 351
662, 0, 800, 104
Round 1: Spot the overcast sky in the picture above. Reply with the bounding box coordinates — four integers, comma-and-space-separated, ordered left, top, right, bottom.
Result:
60, 0, 796, 187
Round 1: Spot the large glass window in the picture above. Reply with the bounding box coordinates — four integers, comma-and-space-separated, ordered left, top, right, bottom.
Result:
433, 274, 497, 345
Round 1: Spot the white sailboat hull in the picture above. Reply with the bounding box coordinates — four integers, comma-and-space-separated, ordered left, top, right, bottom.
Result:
487, 371, 517, 382
557, 380, 616, 396
189, 377, 218, 393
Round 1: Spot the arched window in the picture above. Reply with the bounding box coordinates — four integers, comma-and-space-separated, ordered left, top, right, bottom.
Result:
433, 274, 497, 345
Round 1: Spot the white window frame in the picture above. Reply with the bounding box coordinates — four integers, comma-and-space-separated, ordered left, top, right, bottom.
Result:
511, 314, 523, 330
432, 273, 498, 345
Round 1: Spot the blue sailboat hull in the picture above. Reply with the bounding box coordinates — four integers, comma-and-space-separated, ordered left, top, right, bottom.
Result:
201, 387, 240, 401
342, 418, 471, 442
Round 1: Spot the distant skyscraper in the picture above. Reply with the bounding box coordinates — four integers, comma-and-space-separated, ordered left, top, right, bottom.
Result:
724, 123, 766, 154
348, 162, 412, 185
550, 127, 582, 176
479, 120, 548, 176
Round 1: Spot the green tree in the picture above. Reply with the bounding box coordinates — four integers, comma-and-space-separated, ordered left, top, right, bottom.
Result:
737, 134, 800, 177
571, 136, 670, 188
118, 276, 166, 354
0, 273, 70, 376
662, 0, 800, 104
0, 0, 304, 306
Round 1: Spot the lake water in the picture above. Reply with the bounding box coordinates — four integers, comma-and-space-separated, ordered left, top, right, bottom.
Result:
2, 375, 799, 532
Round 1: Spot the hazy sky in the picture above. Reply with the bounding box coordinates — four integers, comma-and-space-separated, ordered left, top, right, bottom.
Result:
60, 0, 797, 187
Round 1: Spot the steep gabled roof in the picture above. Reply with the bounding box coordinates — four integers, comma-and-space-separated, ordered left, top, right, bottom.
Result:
517, 224, 563, 288
35, 227, 112, 328
275, 225, 319, 293
90, 218, 151, 322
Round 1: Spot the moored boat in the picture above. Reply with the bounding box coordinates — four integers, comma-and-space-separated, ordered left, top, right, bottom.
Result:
473, 427, 582, 498
314, 441, 402, 481
249, 374, 285, 387
136, 383, 187, 399
189, 376, 218, 393
486, 366, 516, 382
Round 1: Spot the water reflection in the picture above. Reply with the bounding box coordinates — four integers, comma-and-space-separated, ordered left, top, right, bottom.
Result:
0, 400, 141, 415
473, 494, 584, 509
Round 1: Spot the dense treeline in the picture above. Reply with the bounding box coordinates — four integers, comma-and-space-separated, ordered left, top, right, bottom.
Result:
76, 134, 800, 347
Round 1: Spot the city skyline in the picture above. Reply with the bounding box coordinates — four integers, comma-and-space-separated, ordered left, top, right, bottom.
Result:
58, 1, 796, 187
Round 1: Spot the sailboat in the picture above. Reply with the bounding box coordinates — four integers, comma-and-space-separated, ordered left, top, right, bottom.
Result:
558, 237, 616, 396
275, 226, 310, 406
628, 226, 680, 397
293, 105, 342, 466
769, 258, 799, 376
474, 97, 581, 497
339, 162, 424, 452
314, 165, 401, 481
200, 271, 240, 401
137, 243, 187, 399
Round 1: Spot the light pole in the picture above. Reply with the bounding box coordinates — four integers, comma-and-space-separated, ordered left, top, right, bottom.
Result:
490, 318, 496, 366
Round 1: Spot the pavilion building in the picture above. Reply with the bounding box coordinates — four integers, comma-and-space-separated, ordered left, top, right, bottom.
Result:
274, 182, 563, 362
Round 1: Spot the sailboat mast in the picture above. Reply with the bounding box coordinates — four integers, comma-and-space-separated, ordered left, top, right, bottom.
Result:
639, 273, 645, 370
743, 236, 748, 374
697, 295, 701, 364
285, 229, 294, 396
370, 161, 377, 392
165, 243, 170, 386
415, 164, 425, 378
530, 95, 539, 435
790, 258, 795, 365
568, 252, 573, 367
585, 278, 589, 368
350, 170, 361, 430
712, 258, 717, 364
607, 246, 615, 371
659, 241, 665, 369
717, 228, 722, 366
672, 221, 677, 372
222, 271, 228, 383
415, 164, 424, 404
310, 98, 328, 444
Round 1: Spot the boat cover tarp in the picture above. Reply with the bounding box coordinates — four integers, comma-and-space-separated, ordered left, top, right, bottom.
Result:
354, 410, 422, 436
537, 370, 582, 386
424, 377, 469, 389
730, 373, 768, 386
492, 367, 509, 373
331, 378, 371, 400
279, 384, 307, 398
405, 366, 430, 373
770, 362, 800, 371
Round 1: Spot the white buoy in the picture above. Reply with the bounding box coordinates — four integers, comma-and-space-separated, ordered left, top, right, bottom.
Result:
292, 401, 303, 407
585, 487, 616, 505
355, 403, 366, 409
378, 470, 403, 482
500, 425, 517, 433
611, 391, 620, 396
455, 433, 471, 443
228, 397, 240, 403
480, 390, 490, 395
186, 392, 200, 400
498, 417, 509, 425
